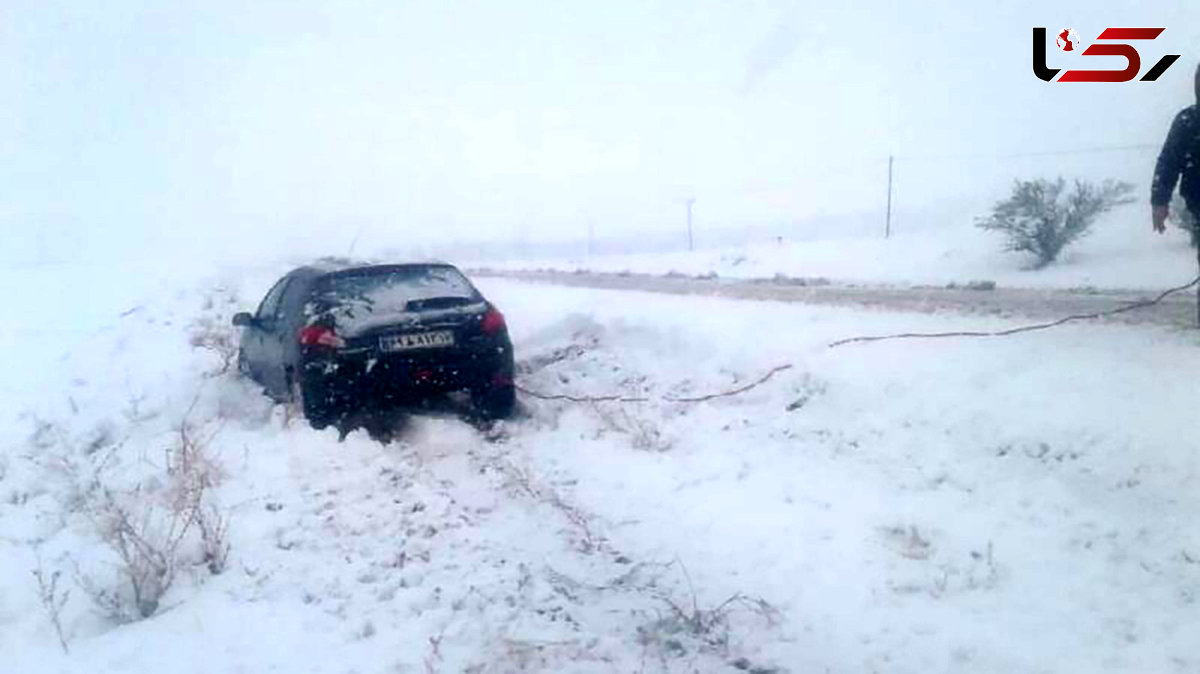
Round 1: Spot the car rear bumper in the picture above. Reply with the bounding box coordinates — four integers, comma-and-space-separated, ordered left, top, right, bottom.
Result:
299, 343, 513, 415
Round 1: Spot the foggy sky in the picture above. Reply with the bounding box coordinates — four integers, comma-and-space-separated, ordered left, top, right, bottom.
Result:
2, 0, 1197, 261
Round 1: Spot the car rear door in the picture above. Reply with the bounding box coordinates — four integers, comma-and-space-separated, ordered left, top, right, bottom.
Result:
270, 276, 316, 389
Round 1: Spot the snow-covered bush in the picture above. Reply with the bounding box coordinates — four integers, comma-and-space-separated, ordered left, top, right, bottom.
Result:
76, 425, 227, 620
80, 487, 195, 620
976, 177, 1134, 268
31, 413, 231, 623
167, 423, 230, 575
594, 404, 673, 452
189, 314, 239, 377
32, 554, 71, 652
637, 576, 780, 668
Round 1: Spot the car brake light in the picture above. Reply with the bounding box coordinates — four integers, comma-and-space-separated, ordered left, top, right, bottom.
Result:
298, 325, 345, 348
481, 307, 506, 335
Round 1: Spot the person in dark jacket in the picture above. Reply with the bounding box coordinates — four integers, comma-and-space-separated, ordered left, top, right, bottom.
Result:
1152, 63, 1200, 232
1151, 63, 1200, 323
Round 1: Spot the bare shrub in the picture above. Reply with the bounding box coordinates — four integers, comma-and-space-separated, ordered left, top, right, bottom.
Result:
964, 541, 1001, 591
23, 417, 107, 515
27, 414, 67, 451
70, 555, 129, 622
976, 177, 1134, 268
592, 404, 673, 452
541, 559, 781, 671
197, 503, 231, 575
32, 552, 71, 653
424, 633, 444, 674
879, 524, 935, 560
165, 422, 225, 511
188, 314, 239, 377
73, 418, 229, 621
85, 483, 201, 620
924, 542, 1002, 598
640, 581, 779, 665
784, 373, 827, 412
627, 558, 781, 668
165, 420, 230, 576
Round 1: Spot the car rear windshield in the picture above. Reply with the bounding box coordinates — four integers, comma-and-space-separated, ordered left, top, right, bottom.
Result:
312, 266, 478, 316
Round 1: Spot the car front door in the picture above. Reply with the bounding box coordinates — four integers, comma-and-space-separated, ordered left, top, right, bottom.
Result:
249, 276, 292, 397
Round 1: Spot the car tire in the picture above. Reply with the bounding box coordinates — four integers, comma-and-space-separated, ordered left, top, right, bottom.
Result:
471, 383, 516, 420
290, 374, 332, 430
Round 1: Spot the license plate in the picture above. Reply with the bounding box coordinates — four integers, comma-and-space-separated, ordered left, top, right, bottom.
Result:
380, 330, 455, 352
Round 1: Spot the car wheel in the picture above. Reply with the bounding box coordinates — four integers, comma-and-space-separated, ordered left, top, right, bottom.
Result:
471, 384, 516, 420
290, 375, 332, 430
236, 349, 251, 377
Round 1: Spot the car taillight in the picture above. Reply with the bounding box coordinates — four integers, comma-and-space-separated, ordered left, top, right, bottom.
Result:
298, 325, 345, 348
481, 307, 506, 335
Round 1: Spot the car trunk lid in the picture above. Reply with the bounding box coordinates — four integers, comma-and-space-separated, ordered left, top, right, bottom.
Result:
304, 266, 488, 353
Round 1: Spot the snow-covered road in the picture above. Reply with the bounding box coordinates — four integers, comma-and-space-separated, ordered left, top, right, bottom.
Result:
479, 269, 1200, 330
3, 267, 1199, 673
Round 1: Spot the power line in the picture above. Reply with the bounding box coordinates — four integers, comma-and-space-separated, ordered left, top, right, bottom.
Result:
895, 143, 1160, 162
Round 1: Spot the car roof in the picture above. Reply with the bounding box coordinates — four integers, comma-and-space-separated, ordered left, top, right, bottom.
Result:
289, 259, 459, 281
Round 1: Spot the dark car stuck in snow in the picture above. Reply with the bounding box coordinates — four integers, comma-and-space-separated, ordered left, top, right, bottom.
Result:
233, 261, 515, 429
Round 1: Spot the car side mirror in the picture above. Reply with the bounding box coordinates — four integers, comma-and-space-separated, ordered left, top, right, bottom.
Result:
232, 312, 255, 328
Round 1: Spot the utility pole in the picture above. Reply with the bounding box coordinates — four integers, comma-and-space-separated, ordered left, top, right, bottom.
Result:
347, 222, 365, 256
885, 155, 894, 239
685, 197, 696, 251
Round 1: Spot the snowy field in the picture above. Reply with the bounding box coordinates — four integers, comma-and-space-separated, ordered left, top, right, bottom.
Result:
2, 260, 1200, 673
488, 210, 1200, 291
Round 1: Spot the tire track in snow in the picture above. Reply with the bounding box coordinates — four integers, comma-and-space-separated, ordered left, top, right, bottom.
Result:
247, 410, 775, 672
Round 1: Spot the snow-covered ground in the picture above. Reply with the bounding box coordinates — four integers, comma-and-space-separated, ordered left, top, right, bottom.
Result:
489, 210, 1200, 291
2, 259, 1199, 673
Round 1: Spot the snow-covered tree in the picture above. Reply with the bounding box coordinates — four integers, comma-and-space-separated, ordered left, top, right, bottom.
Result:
976, 177, 1134, 269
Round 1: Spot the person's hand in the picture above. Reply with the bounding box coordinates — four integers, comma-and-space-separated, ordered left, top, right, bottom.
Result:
1152, 205, 1169, 233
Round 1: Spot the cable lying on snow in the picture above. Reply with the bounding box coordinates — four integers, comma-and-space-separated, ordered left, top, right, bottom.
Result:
516, 364, 794, 404
517, 278, 1198, 403
827, 276, 1200, 348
